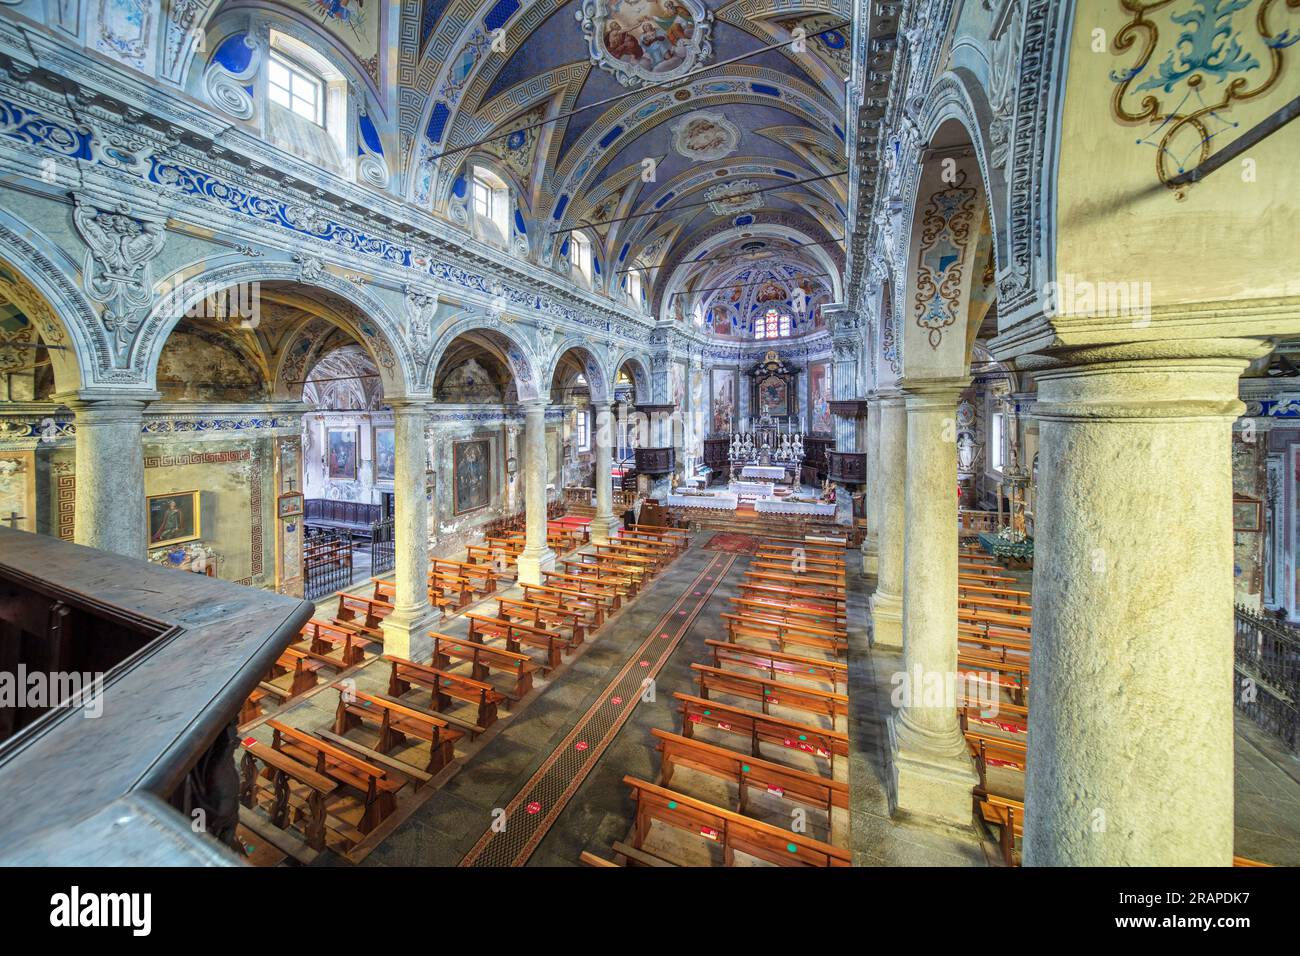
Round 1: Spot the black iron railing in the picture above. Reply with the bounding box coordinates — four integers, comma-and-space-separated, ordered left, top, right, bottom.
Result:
1234, 604, 1300, 754
369, 518, 396, 577
304, 531, 354, 600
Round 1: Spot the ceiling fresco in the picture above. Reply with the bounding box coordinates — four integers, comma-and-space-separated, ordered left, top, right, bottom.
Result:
401, 0, 849, 327
157, 0, 849, 337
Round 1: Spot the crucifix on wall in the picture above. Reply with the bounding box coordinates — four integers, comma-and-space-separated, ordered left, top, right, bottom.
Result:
3, 511, 26, 530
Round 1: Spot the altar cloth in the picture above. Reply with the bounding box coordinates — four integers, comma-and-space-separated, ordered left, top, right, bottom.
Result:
754, 497, 836, 516
740, 465, 786, 481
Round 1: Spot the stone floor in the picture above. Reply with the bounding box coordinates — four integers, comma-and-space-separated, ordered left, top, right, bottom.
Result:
306, 533, 1300, 867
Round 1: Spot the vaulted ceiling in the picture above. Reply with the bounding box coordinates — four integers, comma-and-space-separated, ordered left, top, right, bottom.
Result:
401, 0, 850, 332
185, 1, 849, 336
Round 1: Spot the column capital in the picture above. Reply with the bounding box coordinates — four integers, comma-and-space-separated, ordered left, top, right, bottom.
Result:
57, 388, 160, 411
900, 377, 970, 409
385, 400, 431, 421
1025, 338, 1269, 424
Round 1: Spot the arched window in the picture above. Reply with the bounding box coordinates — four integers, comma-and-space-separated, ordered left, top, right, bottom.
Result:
754, 308, 791, 340
470, 165, 510, 247
626, 269, 643, 306
571, 232, 594, 289
264, 31, 347, 173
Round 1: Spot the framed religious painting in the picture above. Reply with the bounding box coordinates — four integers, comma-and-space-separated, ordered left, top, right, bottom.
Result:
757, 374, 789, 417
148, 490, 200, 548
327, 427, 359, 479
808, 361, 832, 434
710, 367, 737, 435
277, 491, 304, 520
453, 439, 491, 515
1233, 494, 1262, 533
373, 426, 396, 482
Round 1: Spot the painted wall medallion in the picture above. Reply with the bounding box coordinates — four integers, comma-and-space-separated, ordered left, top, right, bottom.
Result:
705, 179, 763, 215
670, 111, 739, 161
578, 0, 715, 89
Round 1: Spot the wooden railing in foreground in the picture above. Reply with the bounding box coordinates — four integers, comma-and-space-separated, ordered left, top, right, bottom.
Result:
0, 528, 313, 865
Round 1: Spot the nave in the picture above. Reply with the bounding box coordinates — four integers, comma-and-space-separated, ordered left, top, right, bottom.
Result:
226, 514, 1300, 868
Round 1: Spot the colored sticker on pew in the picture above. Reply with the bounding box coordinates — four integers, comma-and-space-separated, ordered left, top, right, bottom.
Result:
768, 786, 784, 797
716, 722, 731, 731
700, 826, 719, 840
243, 737, 257, 747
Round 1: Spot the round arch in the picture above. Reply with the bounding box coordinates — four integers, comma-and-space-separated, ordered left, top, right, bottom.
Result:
611, 352, 651, 402
547, 340, 610, 404
426, 312, 541, 402
142, 256, 417, 399
0, 209, 103, 394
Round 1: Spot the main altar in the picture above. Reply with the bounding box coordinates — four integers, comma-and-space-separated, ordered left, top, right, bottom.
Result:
725, 350, 807, 484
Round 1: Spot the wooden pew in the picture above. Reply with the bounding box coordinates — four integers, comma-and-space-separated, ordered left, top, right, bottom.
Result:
333, 593, 393, 644
959, 571, 1018, 585
622, 776, 850, 867
496, 596, 586, 646
652, 728, 849, 826
755, 550, 845, 571
738, 582, 846, 615
958, 581, 1031, 605
263, 646, 324, 701
705, 639, 847, 693
721, 612, 848, 658
431, 632, 537, 707
331, 685, 463, 776
567, 554, 648, 589
692, 663, 848, 724
559, 559, 641, 598
239, 738, 337, 852
957, 593, 1032, 616
674, 692, 850, 774
630, 523, 688, 549
959, 607, 1033, 633
743, 570, 845, 597
976, 792, 1023, 866
432, 558, 498, 597
521, 583, 611, 629
593, 543, 665, 573
299, 618, 374, 668
466, 612, 568, 672
542, 570, 623, 609
387, 655, 498, 731
729, 595, 847, 629
748, 561, 846, 587
268, 720, 399, 835
465, 543, 517, 569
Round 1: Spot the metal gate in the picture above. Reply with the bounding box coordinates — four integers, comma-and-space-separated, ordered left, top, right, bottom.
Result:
304, 532, 354, 600
369, 517, 395, 576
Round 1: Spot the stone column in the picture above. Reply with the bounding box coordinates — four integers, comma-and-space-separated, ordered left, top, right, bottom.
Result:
517, 399, 555, 585
891, 379, 977, 826
869, 392, 906, 647
380, 401, 437, 660
862, 397, 882, 575
67, 393, 156, 559
591, 402, 619, 543
1022, 340, 1265, 865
